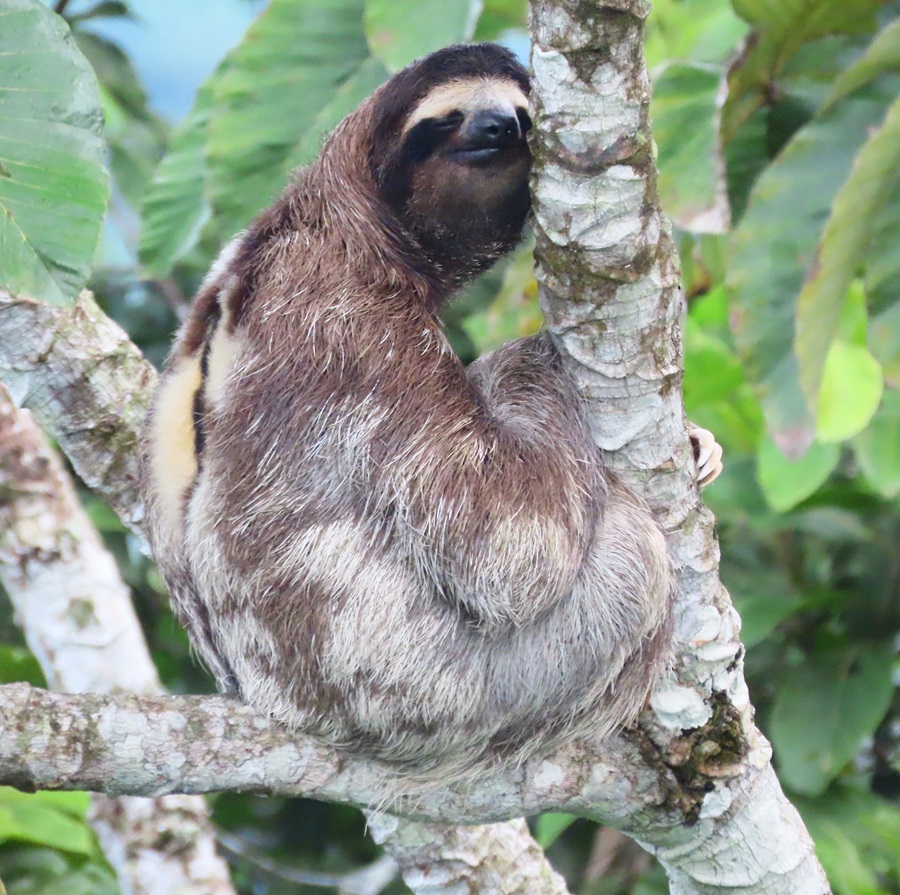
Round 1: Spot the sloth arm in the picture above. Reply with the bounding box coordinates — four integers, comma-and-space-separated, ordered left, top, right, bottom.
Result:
375, 332, 606, 631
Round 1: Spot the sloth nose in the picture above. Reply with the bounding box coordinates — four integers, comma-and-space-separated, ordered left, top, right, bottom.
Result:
467, 110, 522, 147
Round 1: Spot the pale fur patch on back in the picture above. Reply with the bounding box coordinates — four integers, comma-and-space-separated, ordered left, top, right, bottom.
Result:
403, 77, 528, 134
149, 357, 202, 538
204, 313, 242, 409
199, 235, 244, 294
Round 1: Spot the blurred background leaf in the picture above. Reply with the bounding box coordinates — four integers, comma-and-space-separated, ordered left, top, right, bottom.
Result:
0, 0, 108, 304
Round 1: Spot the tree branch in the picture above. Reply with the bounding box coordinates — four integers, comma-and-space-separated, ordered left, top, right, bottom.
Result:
0, 382, 236, 894
1, 681, 683, 825
0, 289, 152, 536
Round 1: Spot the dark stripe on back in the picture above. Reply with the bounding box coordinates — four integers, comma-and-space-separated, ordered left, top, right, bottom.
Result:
193, 306, 221, 461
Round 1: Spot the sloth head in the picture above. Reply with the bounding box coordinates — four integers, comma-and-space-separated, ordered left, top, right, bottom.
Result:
364, 44, 532, 283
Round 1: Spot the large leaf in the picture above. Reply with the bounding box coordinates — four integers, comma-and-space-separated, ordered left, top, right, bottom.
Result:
651, 62, 727, 233
797, 788, 900, 895
870, 302, 900, 387
731, 0, 880, 35
795, 93, 900, 412
823, 17, 900, 110
756, 436, 839, 511
473, 0, 527, 41
283, 56, 391, 171
0, 0, 108, 305
0, 789, 92, 854
205, 0, 372, 243
816, 340, 884, 442
365, 0, 482, 72
770, 642, 894, 795
74, 30, 166, 212
727, 74, 900, 452
138, 85, 213, 277
644, 0, 747, 69
722, 0, 880, 144
852, 388, 900, 497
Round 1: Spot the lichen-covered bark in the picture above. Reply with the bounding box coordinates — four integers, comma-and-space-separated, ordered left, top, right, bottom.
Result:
0, 290, 152, 535
367, 817, 570, 895
0, 683, 663, 818
529, 1, 830, 892
0, 383, 236, 895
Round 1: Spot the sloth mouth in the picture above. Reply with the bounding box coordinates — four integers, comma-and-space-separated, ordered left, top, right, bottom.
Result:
451, 144, 526, 164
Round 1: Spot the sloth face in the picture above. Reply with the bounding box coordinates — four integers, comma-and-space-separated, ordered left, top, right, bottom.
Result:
401, 79, 532, 169
399, 78, 532, 277
369, 46, 532, 281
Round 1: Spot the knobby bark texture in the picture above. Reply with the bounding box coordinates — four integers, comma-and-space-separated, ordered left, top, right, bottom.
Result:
0, 382, 236, 895
529, 1, 830, 893
0, 291, 568, 895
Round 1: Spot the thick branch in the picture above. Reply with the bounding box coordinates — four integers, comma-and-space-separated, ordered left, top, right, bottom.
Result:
366, 817, 570, 895
0, 289, 152, 535
0, 684, 666, 823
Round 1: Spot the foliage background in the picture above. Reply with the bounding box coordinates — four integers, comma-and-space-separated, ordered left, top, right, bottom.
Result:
0, 0, 898, 892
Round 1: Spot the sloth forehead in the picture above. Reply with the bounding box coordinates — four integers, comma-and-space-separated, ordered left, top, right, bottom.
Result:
402, 77, 529, 134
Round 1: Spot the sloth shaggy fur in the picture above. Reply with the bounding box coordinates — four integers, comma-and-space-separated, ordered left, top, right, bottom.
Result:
142, 43, 674, 775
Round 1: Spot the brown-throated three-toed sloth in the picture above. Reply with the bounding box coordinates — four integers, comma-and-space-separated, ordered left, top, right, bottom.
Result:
142, 43, 722, 774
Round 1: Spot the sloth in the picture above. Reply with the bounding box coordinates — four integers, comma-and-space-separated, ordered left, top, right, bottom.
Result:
142, 43, 722, 774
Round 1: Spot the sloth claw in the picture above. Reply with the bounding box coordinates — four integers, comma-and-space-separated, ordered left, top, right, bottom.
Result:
688, 425, 723, 487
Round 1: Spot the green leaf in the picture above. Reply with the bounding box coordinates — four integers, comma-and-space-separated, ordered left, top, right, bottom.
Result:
283, 56, 390, 171
870, 302, 900, 386
0, 788, 89, 820
823, 17, 900, 111
852, 388, 900, 497
651, 63, 727, 233
473, 0, 527, 41
72, 30, 153, 124
734, 593, 801, 648
795, 94, 900, 408
723, 0, 881, 143
0, 791, 92, 854
796, 787, 900, 895
534, 812, 577, 848
683, 320, 746, 406
364, 0, 482, 72
816, 340, 883, 442
0, 645, 45, 687
138, 86, 213, 277
204, 0, 372, 242
0, 848, 117, 895
728, 74, 899, 449
731, 0, 880, 41
68, 1, 133, 24
460, 244, 541, 354
644, 0, 747, 69
770, 642, 894, 795
0, 0, 108, 305
756, 437, 840, 512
